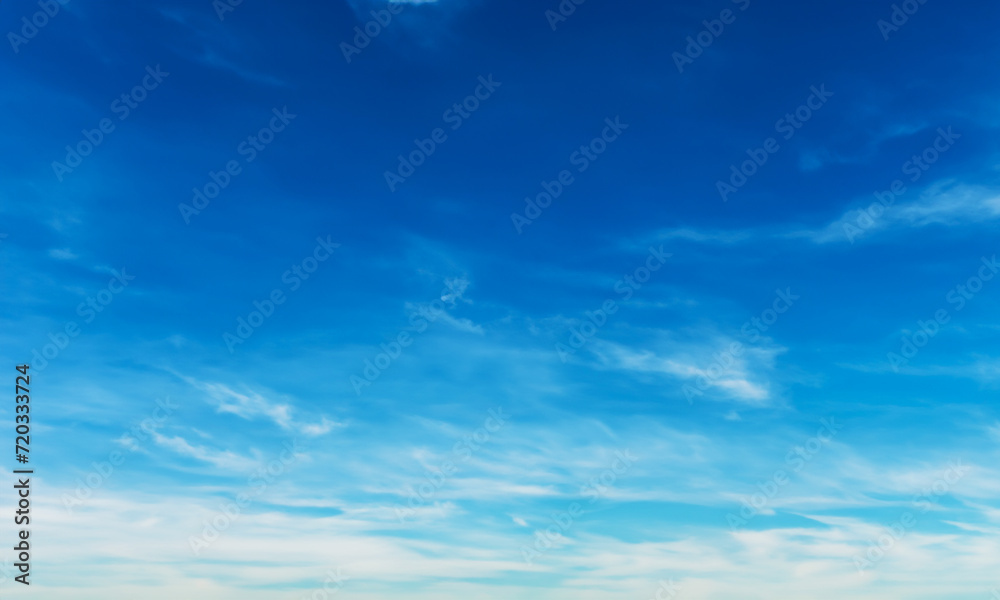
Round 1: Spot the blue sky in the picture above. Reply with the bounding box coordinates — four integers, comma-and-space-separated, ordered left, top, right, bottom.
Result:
2, 0, 1000, 597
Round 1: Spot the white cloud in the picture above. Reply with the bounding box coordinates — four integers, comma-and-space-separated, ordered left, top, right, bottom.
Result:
591, 336, 784, 405
200, 381, 295, 428
407, 276, 484, 335
844, 357, 1000, 385
181, 377, 342, 437
805, 182, 1000, 243
893, 182, 1000, 226
149, 431, 259, 471
633, 182, 1000, 248
441, 276, 471, 304
49, 247, 78, 260
651, 228, 753, 245
300, 417, 345, 437
30, 477, 1000, 599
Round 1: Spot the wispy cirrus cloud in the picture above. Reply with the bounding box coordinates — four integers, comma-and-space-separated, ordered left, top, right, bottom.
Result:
843, 356, 1000, 386
649, 227, 754, 245
587, 334, 786, 405
181, 377, 343, 437
633, 182, 1000, 248
157, 7, 287, 87
799, 182, 1000, 244
49, 247, 79, 260
149, 431, 261, 471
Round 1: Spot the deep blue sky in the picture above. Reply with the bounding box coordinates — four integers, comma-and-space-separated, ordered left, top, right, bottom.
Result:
2, 0, 1000, 598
